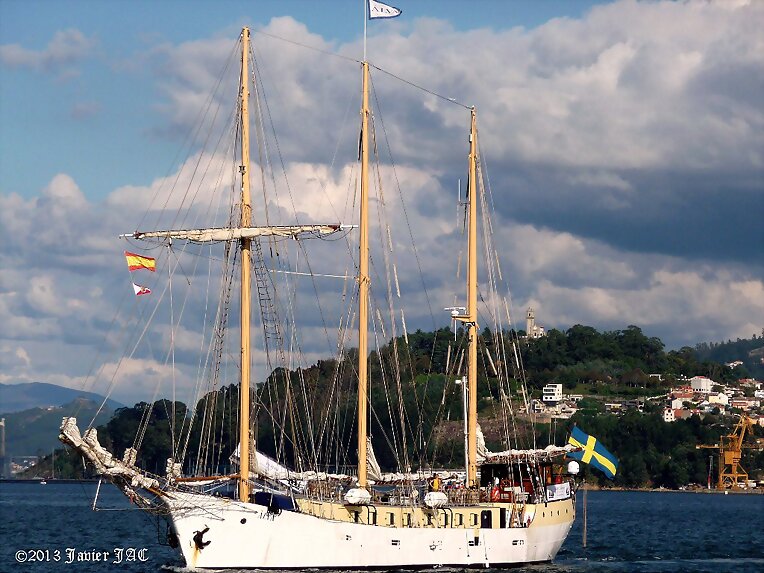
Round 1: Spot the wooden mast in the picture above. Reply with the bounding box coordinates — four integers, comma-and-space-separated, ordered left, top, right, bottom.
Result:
357, 61, 371, 489
466, 107, 479, 487
238, 26, 252, 503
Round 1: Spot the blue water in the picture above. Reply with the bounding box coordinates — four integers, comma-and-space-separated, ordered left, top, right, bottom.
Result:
1, 482, 762, 572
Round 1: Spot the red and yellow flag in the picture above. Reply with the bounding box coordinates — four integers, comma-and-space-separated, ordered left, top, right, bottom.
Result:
125, 251, 156, 272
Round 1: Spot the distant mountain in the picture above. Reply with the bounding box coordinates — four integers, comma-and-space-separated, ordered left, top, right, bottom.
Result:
1, 397, 116, 464
0, 382, 123, 414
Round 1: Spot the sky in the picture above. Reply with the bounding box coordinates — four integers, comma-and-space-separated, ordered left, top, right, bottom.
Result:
1, 0, 762, 406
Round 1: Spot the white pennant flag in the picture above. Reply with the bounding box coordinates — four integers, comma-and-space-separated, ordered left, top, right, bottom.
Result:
368, 0, 402, 19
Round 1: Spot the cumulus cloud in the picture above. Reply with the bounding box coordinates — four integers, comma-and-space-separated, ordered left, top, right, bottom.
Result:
1, 1, 762, 403
0, 29, 95, 78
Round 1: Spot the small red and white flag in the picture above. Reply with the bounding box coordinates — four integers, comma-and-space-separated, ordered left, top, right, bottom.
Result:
132, 283, 152, 296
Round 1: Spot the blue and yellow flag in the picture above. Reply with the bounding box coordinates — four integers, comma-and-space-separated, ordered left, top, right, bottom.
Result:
567, 426, 618, 479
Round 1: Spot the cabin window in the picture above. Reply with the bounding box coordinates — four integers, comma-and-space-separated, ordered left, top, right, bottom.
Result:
389, 513, 395, 525
470, 513, 478, 526
427, 514, 433, 525
406, 513, 412, 527
456, 513, 464, 526
354, 511, 360, 523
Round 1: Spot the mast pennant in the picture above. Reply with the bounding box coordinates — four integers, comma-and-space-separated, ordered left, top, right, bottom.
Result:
368, 0, 401, 19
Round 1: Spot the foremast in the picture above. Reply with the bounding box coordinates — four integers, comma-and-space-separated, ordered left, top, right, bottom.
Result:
238, 26, 252, 503
110, 28, 343, 499
357, 61, 371, 489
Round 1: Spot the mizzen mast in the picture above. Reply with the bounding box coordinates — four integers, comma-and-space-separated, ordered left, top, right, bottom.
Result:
357, 61, 371, 489
238, 26, 252, 503
448, 108, 480, 487
466, 108, 479, 487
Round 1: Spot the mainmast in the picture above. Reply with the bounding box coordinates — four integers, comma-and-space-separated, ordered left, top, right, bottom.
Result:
238, 27, 252, 503
466, 108, 479, 487
357, 61, 371, 489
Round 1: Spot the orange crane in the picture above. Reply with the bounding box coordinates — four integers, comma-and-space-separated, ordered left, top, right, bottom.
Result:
697, 415, 759, 489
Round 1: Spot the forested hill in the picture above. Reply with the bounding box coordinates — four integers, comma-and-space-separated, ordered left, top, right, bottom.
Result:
693, 332, 764, 379
29, 326, 764, 487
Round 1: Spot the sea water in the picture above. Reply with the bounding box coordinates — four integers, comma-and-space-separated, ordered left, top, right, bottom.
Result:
2, 482, 762, 572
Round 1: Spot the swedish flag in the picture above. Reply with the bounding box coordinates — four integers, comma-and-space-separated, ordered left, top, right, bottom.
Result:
567, 426, 618, 479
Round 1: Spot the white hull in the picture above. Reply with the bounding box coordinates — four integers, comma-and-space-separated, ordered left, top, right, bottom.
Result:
164, 491, 575, 569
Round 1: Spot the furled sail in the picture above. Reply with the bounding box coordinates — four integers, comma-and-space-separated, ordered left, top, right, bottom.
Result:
476, 422, 489, 462
60, 417, 159, 490
366, 436, 382, 482
123, 224, 345, 243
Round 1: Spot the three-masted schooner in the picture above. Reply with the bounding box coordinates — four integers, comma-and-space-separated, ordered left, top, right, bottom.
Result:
61, 24, 579, 569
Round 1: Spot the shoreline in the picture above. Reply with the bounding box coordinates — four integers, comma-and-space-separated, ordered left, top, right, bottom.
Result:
583, 484, 763, 495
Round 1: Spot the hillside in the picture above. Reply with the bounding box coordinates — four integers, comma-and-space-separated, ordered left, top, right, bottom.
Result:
694, 333, 764, 379
0, 382, 123, 414
19, 325, 764, 486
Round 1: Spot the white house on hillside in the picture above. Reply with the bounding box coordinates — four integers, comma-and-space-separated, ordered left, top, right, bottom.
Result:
542, 383, 563, 404
690, 376, 714, 393
671, 398, 685, 410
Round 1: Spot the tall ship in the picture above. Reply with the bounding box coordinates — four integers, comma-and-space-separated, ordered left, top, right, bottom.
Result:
61, 16, 579, 570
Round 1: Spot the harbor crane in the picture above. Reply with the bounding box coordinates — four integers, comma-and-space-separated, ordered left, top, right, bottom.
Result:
697, 415, 760, 489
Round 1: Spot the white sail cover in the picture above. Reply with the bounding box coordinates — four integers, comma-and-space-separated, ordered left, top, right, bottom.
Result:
366, 436, 383, 481
229, 444, 349, 481
230, 444, 292, 479
481, 444, 579, 464
126, 224, 343, 243
474, 422, 578, 464
476, 422, 489, 462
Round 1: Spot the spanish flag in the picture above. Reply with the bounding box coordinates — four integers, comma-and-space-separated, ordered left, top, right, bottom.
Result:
125, 251, 156, 272
567, 426, 618, 479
